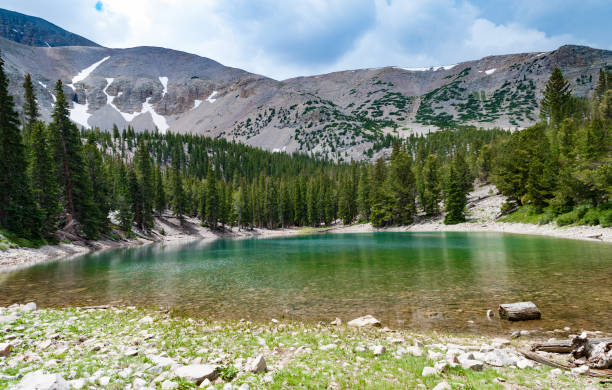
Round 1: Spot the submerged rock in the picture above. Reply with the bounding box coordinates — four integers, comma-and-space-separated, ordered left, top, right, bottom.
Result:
347, 315, 381, 328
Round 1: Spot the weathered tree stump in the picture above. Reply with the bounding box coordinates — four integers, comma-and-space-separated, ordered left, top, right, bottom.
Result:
571, 334, 612, 369
498, 302, 541, 321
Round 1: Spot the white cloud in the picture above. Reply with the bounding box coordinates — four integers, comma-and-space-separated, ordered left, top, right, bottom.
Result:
1, 0, 593, 80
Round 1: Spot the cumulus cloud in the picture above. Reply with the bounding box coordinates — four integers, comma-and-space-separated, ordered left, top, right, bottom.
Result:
0, 0, 603, 79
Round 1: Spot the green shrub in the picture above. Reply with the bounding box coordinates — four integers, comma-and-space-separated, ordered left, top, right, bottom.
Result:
580, 208, 600, 226
556, 210, 580, 226
600, 209, 612, 228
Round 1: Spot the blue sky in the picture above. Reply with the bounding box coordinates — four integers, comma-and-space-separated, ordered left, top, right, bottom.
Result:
3, 0, 611, 80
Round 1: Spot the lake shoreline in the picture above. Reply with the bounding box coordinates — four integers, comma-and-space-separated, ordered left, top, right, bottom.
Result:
1, 215, 609, 272
0, 304, 605, 389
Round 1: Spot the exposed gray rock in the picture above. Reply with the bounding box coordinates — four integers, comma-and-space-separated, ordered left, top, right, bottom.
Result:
14, 370, 69, 390
347, 315, 381, 328
174, 364, 218, 384
432, 381, 452, 390
0, 342, 11, 357
422, 366, 437, 377
247, 354, 267, 373
371, 345, 386, 356
460, 359, 484, 371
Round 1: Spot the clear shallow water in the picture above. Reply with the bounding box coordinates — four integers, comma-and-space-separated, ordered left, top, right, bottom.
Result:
1, 232, 611, 334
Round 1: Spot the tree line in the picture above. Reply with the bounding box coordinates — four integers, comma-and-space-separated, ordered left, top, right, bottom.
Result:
0, 50, 609, 245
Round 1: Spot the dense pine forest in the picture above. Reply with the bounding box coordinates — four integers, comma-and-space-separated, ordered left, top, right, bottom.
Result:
0, 51, 610, 247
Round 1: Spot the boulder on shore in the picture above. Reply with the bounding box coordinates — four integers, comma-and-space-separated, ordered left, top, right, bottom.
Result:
174, 364, 218, 385
14, 370, 69, 390
347, 315, 381, 328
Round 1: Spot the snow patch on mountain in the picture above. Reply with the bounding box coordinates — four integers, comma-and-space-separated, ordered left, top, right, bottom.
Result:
485, 68, 496, 75
142, 98, 169, 132
206, 91, 218, 103
192, 99, 202, 109
67, 56, 110, 90
37, 81, 56, 102
159, 76, 168, 97
69, 100, 91, 129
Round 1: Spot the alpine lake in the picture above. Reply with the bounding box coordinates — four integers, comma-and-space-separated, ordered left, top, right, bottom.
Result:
1, 232, 611, 334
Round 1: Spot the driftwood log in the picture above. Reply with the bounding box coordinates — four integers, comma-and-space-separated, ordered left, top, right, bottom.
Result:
498, 301, 541, 321
531, 339, 573, 353
572, 334, 612, 369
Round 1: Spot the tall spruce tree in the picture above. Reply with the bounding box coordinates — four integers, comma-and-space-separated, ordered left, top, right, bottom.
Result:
0, 53, 40, 237
540, 68, 572, 127
27, 122, 61, 237
388, 145, 416, 224
22, 73, 39, 135
154, 164, 166, 215
49, 80, 100, 237
170, 144, 186, 220
135, 138, 154, 230
421, 154, 441, 216
444, 164, 467, 225
370, 158, 393, 227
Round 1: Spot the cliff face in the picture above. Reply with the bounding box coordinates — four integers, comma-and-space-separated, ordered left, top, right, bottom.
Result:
1, 8, 610, 160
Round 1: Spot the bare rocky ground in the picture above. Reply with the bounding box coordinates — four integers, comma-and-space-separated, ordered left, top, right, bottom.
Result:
328, 184, 612, 243
0, 215, 301, 271
0, 304, 608, 389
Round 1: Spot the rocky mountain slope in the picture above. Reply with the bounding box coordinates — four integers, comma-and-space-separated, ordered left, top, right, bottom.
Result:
0, 8, 99, 47
1, 8, 611, 160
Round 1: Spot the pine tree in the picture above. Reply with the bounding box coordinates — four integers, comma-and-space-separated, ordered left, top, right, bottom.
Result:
170, 144, 186, 219
444, 164, 467, 225
116, 163, 133, 231
357, 165, 371, 219
540, 68, 572, 127
27, 122, 61, 237
154, 164, 166, 215
421, 154, 441, 216
135, 138, 154, 230
205, 176, 219, 228
388, 146, 416, 224
0, 52, 40, 237
22, 73, 39, 136
370, 158, 393, 227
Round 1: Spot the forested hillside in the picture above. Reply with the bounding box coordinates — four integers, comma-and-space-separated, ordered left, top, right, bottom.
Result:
0, 51, 610, 246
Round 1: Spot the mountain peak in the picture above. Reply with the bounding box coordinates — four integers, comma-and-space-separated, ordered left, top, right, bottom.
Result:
0, 8, 100, 47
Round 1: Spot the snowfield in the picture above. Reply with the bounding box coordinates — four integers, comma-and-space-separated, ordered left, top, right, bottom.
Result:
159, 76, 168, 97
67, 56, 110, 90
206, 90, 218, 103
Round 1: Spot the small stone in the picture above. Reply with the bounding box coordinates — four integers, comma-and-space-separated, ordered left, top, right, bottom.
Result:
563, 326, 571, 331
69, 379, 86, 389
516, 359, 533, 369
22, 302, 37, 312
434, 361, 448, 372
406, 346, 423, 357
372, 345, 386, 356
125, 348, 139, 356
549, 368, 563, 376
270, 318, 279, 324
161, 380, 178, 389
422, 366, 437, 377
0, 342, 11, 357
486, 309, 494, 318
247, 354, 267, 373
432, 381, 451, 390
571, 365, 589, 375
13, 370, 69, 390
320, 344, 337, 351
461, 359, 484, 371
99, 376, 111, 386
427, 350, 443, 360
199, 378, 211, 388
133, 377, 147, 389
511, 330, 521, 339
139, 315, 154, 324
491, 338, 511, 348
347, 315, 381, 328
330, 318, 342, 326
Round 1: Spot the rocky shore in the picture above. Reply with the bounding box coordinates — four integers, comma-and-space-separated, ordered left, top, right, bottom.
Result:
0, 305, 607, 389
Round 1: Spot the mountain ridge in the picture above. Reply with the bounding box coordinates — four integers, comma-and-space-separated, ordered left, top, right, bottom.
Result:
1, 8, 611, 160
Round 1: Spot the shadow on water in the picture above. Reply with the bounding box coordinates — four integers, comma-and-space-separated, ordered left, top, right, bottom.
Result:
1, 232, 610, 334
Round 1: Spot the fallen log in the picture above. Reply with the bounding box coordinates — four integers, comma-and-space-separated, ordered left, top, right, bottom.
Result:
521, 350, 612, 378
531, 339, 573, 353
498, 301, 541, 321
